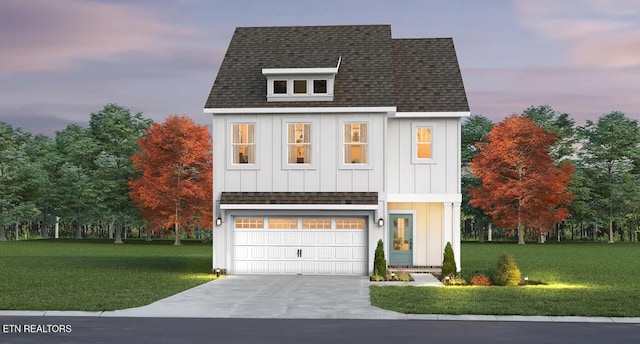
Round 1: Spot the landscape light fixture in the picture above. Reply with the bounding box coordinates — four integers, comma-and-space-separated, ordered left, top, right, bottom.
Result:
444, 276, 450, 286
215, 268, 221, 278
216, 217, 222, 226
377, 218, 384, 227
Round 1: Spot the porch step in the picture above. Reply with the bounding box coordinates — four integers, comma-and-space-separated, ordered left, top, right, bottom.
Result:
388, 265, 442, 274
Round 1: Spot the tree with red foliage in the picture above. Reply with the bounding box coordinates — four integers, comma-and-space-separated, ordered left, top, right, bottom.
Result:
469, 115, 574, 244
129, 115, 212, 245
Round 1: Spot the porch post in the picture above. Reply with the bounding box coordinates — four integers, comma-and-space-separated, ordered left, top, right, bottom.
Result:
453, 202, 461, 272
443, 202, 453, 251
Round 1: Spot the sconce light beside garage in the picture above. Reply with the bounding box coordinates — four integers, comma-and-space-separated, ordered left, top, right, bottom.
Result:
216, 217, 223, 226
377, 218, 385, 227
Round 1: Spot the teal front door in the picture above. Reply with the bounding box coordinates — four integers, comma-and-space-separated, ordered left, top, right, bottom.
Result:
389, 214, 413, 265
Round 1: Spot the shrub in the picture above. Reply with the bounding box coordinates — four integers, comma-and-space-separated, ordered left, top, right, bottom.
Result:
390, 270, 412, 282
442, 242, 457, 276
470, 273, 492, 286
494, 253, 522, 286
373, 239, 387, 278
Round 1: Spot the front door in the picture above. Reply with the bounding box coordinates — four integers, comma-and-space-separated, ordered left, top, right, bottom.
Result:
389, 214, 413, 265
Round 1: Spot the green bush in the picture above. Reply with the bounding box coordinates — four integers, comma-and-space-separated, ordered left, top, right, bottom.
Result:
494, 253, 522, 286
442, 242, 457, 276
373, 239, 387, 277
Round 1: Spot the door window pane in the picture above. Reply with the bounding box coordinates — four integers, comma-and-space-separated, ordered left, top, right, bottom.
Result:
393, 217, 410, 251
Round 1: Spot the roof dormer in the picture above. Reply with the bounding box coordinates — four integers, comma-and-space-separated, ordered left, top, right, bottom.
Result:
263, 57, 340, 102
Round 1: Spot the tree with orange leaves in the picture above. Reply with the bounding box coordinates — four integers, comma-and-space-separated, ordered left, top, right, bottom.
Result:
129, 115, 212, 245
469, 115, 574, 244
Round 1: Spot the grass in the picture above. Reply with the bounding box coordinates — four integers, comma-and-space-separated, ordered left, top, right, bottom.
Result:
371, 242, 640, 317
0, 239, 216, 311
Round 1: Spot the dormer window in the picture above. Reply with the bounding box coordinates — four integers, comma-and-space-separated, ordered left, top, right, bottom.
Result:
263, 57, 340, 102
313, 80, 327, 94
274, 80, 287, 94
294, 80, 307, 94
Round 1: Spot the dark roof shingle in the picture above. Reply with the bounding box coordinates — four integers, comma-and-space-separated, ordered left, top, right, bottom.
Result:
205, 25, 395, 109
205, 24, 468, 113
220, 192, 378, 205
392, 38, 469, 112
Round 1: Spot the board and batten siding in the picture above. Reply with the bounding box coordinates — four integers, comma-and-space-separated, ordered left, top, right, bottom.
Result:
213, 113, 386, 196
386, 117, 461, 195
388, 202, 444, 266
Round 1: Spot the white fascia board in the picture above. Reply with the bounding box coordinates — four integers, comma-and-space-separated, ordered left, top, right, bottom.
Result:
204, 107, 396, 114
262, 67, 338, 75
262, 56, 341, 75
392, 111, 471, 118
220, 204, 379, 210
387, 193, 462, 203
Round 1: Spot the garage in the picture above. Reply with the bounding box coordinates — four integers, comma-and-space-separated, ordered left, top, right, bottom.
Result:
232, 217, 368, 275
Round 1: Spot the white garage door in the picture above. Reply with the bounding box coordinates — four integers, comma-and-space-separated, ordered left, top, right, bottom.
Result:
233, 217, 368, 275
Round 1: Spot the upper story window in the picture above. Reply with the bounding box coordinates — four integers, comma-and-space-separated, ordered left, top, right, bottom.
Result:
232, 123, 255, 164
294, 80, 307, 94
262, 57, 340, 102
412, 122, 436, 164
287, 123, 311, 164
273, 80, 287, 94
416, 127, 432, 159
344, 123, 368, 164
313, 80, 327, 94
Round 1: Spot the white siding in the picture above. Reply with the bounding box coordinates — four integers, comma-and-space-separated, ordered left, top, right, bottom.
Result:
387, 118, 461, 195
213, 113, 386, 196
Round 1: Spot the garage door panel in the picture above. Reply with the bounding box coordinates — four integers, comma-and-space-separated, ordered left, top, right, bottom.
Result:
267, 232, 282, 244
235, 232, 249, 245
300, 232, 316, 245
268, 247, 282, 259
283, 232, 298, 245
317, 247, 333, 259
318, 232, 333, 245
233, 217, 367, 275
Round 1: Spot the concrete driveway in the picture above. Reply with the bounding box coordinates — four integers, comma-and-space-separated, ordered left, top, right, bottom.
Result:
104, 275, 405, 319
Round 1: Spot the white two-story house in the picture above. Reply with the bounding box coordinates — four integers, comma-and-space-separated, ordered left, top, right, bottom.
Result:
204, 25, 469, 275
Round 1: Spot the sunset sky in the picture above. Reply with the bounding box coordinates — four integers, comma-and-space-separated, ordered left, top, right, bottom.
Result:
2, 0, 640, 136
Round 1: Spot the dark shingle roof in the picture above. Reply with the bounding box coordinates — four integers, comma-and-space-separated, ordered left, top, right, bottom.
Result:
205, 25, 395, 109
205, 25, 468, 112
221, 192, 378, 205
393, 38, 469, 112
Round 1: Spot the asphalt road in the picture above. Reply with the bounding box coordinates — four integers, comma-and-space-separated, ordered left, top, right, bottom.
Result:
1, 317, 638, 344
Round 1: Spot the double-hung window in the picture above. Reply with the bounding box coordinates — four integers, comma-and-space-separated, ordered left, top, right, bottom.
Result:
416, 127, 432, 159
412, 123, 436, 164
232, 123, 255, 164
344, 123, 368, 164
287, 123, 311, 164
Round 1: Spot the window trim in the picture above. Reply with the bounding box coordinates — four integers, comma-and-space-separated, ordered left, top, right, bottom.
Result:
227, 120, 259, 170
339, 117, 373, 170
266, 75, 335, 102
411, 122, 437, 164
282, 118, 318, 170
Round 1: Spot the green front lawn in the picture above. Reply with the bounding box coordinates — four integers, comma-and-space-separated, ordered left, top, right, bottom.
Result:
0, 239, 215, 311
371, 242, 640, 317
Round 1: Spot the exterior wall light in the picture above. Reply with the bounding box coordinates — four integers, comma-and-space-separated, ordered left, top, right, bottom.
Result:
377, 218, 384, 227
216, 217, 223, 226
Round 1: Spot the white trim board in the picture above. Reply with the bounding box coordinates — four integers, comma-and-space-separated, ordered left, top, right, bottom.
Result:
204, 107, 396, 114
392, 111, 470, 118
220, 204, 379, 210
387, 193, 461, 203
